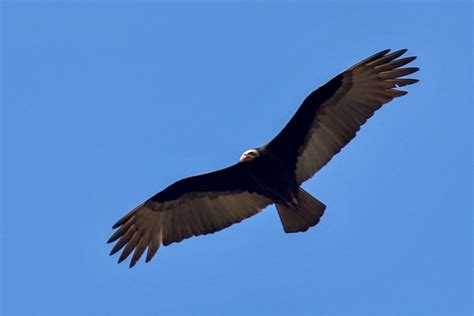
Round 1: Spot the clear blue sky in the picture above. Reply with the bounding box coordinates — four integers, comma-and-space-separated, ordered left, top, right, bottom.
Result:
1, 1, 472, 315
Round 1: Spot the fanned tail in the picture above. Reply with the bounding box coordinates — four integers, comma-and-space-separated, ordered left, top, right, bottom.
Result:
276, 188, 326, 233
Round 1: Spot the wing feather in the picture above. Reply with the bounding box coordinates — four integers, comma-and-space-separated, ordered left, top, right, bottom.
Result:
364, 49, 407, 67
109, 192, 271, 267
294, 49, 418, 183
108, 163, 272, 267
266, 49, 418, 184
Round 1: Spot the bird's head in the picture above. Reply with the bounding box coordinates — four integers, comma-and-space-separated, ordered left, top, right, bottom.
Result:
240, 149, 260, 163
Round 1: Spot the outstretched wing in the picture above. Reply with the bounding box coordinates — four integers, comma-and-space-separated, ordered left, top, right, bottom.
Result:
108, 162, 272, 267
266, 49, 419, 184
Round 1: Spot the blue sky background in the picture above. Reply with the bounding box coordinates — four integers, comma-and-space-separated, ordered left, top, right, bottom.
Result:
1, 1, 472, 315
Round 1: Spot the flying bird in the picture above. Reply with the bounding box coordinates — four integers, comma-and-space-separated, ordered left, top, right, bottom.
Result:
108, 49, 419, 267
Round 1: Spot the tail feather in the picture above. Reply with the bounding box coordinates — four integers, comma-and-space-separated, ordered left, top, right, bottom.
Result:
276, 188, 326, 233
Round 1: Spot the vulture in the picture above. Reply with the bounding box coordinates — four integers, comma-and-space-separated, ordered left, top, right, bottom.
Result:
108, 49, 419, 267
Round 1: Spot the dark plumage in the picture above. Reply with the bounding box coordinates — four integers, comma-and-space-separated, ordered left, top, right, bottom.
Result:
108, 49, 419, 267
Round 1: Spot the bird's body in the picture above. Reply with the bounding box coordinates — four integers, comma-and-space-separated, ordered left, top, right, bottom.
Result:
156, 154, 300, 216
108, 49, 419, 267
